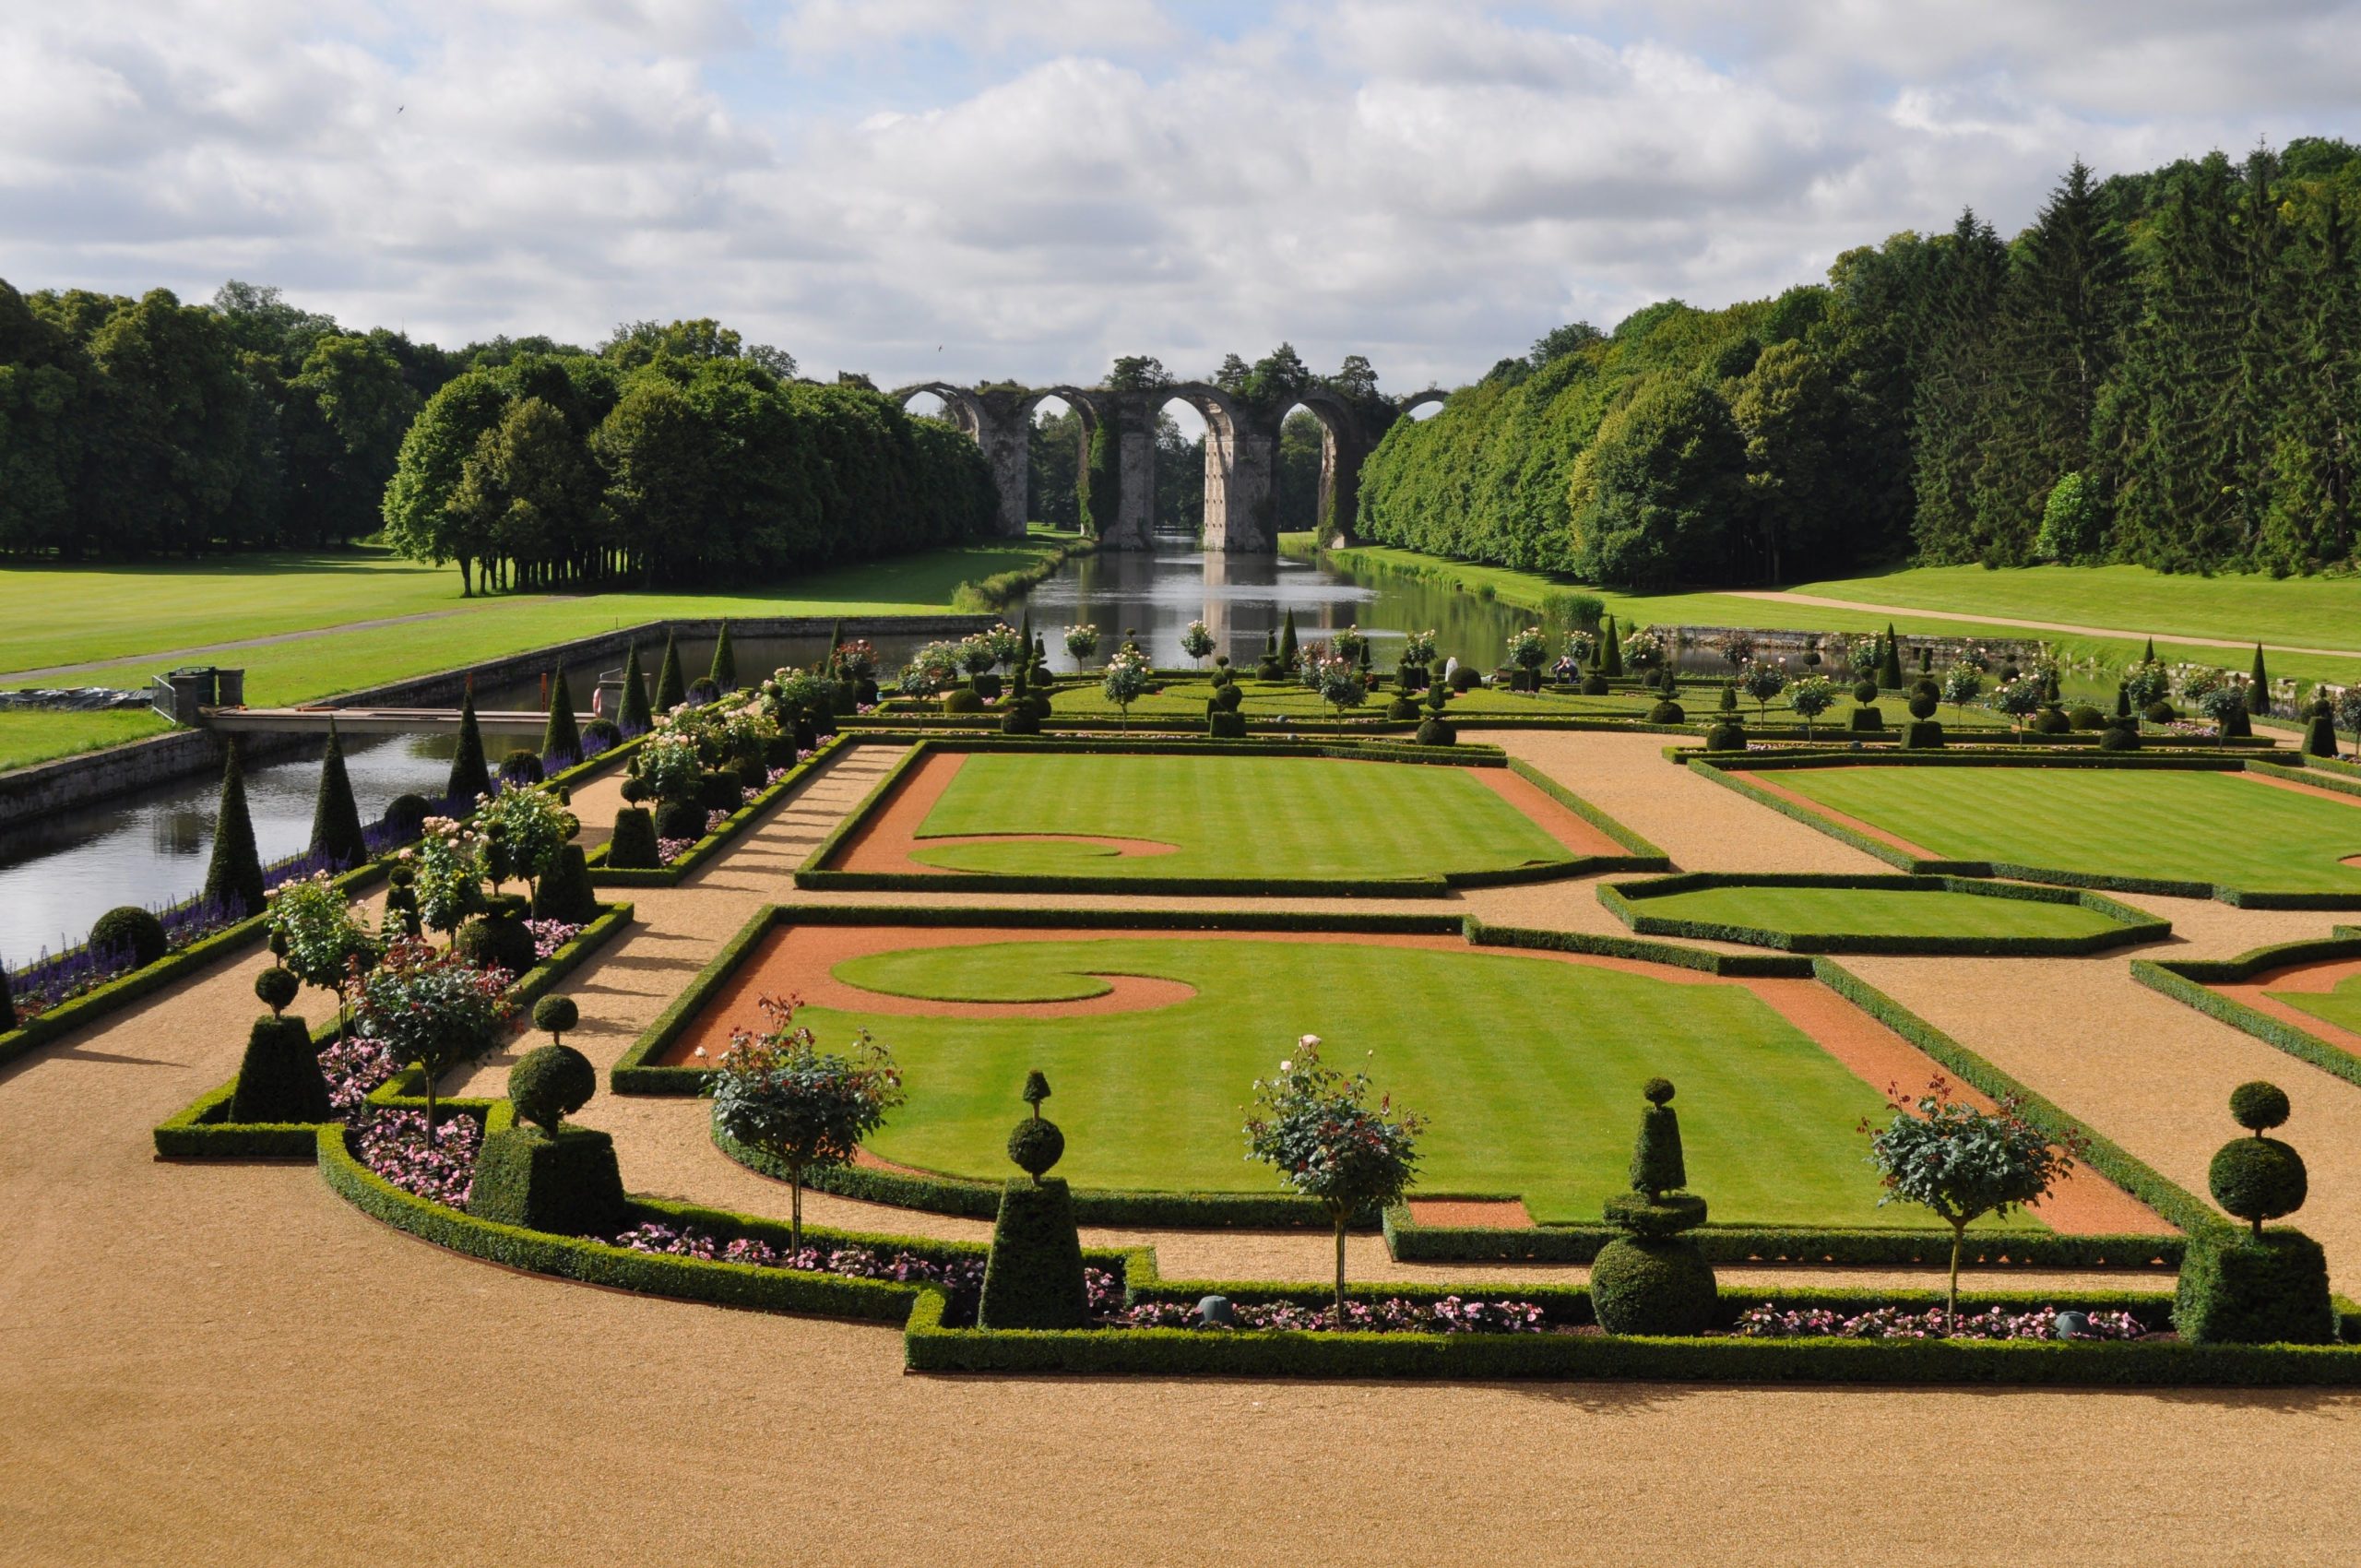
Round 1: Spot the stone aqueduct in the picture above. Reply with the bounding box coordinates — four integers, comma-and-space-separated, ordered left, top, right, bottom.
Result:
892, 380, 1449, 552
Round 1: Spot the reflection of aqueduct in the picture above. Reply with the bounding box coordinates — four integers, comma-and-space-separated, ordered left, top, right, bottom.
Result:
892, 380, 1449, 552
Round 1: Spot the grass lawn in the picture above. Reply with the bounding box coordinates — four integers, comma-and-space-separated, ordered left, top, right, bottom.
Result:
0, 709, 175, 772
1621, 884, 2127, 942
910, 753, 1572, 880
814, 935, 1912, 1226
1764, 766, 2361, 896
2264, 973, 2361, 1039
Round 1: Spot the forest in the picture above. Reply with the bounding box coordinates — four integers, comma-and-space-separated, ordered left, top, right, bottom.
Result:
1358, 138, 2361, 585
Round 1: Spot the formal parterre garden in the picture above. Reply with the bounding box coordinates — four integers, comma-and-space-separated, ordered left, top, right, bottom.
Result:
13, 615, 2344, 1386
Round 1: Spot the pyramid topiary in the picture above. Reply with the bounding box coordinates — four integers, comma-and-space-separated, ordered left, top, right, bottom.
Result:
617, 644, 653, 731
309, 723, 368, 868
979, 1071, 1088, 1329
2304, 697, 2338, 758
203, 743, 267, 919
1590, 1078, 1716, 1336
0, 964, 15, 1033
541, 669, 582, 766
2248, 645, 2271, 719
532, 843, 599, 924
446, 688, 492, 804
653, 633, 686, 712
1601, 615, 1623, 677
1878, 625, 1904, 690
708, 622, 738, 692
229, 1012, 332, 1124
1278, 610, 1299, 672
608, 807, 659, 869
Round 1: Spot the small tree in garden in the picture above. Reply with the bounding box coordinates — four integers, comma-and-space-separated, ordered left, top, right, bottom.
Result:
540, 669, 582, 765
411, 818, 489, 940
708, 997, 904, 1254
2210, 1081, 2307, 1240
1100, 647, 1152, 730
1564, 628, 1596, 671
1243, 1037, 1423, 1321
1330, 624, 1369, 670
1740, 659, 1787, 723
1062, 623, 1100, 668
1504, 625, 1548, 688
1180, 618, 1215, 667
475, 785, 576, 898
1864, 1078, 2083, 1334
266, 873, 380, 1038
349, 937, 514, 1140
2198, 682, 2249, 740
1313, 655, 1364, 718
308, 722, 369, 869
1401, 628, 1437, 670
1786, 674, 1838, 739
1621, 627, 1666, 672
1940, 663, 1984, 718
1994, 677, 2045, 735
204, 743, 266, 918
2335, 687, 2361, 760
2120, 659, 2170, 725
1717, 630, 1754, 674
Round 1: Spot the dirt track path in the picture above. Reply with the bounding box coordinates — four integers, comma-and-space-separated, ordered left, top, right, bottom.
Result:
8, 729, 2361, 1564
1729, 587, 2361, 659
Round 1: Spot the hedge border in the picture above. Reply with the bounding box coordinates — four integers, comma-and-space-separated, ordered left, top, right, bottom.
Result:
1689, 752, 2361, 909
585, 731, 855, 886
2131, 927, 2361, 1093
153, 901, 635, 1158
791, 734, 1651, 897
1596, 872, 2171, 956
609, 902, 1467, 1098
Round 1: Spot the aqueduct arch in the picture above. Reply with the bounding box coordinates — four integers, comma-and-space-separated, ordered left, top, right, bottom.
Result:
893, 373, 1418, 551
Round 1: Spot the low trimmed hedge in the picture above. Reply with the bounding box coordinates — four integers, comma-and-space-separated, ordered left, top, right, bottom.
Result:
2132, 930, 2361, 1091
1460, 916, 1815, 977
587, 733, 853, 885
1505, 757, 1672, 865
1596, 872, 2170, 956
1380, 1205, 2184, 1268
611, 903, 1466, 1096
154, 902, 635, 1158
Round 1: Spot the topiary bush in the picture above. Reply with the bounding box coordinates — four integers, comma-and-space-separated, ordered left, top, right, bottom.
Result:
1590, 1078, 1714, 1336
1208, 707, 1249, 738
1704, 721, 1746, 752
941, 687, 984, 714
1904, 719, 1946, 750
456, 899, 537, 978
2031, 706, 2071, 734
1906, 690, 1939, 721
1449, 665, 1483, 692
1645, 700, 1685, 723
2209, 1080, 2307, 1239
697, 769, 740, 813
91, 906, 168, 969
2305, 697, 2339, 757
969, 671, 1003, 701
228, 1013, 332, 1123
500, 749, 545, 787
609, 807, 659, 869
383, 792, 433, 841
309, 725, 368, 868
581, 718, 622, 754
2143, 700, 2177, 724
655, 798, 707, 842
2068, 705, 2106, 731
1852, 679, 1878, 704
507, 1041, 595, 1134
255, 966, 300, 1016
1848, 706, 1884, 732
1579, 674, 1609, 695
979, 1071, 1086, 1329
2097, 723, 2141, 752
1385, 694, 1421, 721
2229, 1080, 2291, 1131
467, 1121, 628, 1237
2175, 1230, 2334, 1346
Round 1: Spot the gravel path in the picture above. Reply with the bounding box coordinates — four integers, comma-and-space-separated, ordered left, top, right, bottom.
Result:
9, 726, 2361, 1563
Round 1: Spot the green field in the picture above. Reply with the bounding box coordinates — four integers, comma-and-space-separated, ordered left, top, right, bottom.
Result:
909, 753, 1572, 881
813, 935, 1917, 1226
1764, 766, 2361, 896
2268, 973, 2361, 1038
1621, 884, 2127, 942
0, 533, 1080, 771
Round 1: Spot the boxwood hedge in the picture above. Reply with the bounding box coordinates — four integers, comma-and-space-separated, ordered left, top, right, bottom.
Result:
1596, 872, 2170, 956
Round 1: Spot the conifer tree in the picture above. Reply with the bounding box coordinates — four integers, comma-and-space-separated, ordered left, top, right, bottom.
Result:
2249, 645, 2272, 719
204, 743, 266, 917
1278, 610, 1299, 671
708, 622, 738, 692
541, 669, 582, 764
653, 632, 686, 711
447, 688, 492, 803
617, 644, 652, 731
1602, 614, 1623, 676
308, 722, 368, 868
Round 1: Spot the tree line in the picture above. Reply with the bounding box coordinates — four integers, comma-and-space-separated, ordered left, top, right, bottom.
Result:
1358, 137, 2361, 585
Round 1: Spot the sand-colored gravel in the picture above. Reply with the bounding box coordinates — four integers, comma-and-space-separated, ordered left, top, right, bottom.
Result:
10, 726, 2361, 1564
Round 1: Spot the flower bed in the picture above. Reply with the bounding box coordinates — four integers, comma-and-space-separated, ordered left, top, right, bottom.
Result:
1728, 1302, 2145, 1341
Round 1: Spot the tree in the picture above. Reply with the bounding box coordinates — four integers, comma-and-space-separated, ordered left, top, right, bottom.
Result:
708, 997, 904, 1254
1099, 648, 1151, 730
266, 873, 378, 1037
541, 668, 582, 765
616, 644, 653, 731
1865, 1078, 2082, 1332
1740, 659, 1787, 723
1243, 1036, 1423, 1320
1568, 374, 1746, 588
708, 622, 738, 691
2249, 645, 2272, 719
1180, 619, 1215, 667
446, 688, 491, 803
308, 723, 368, 867
2033, 470, 2105, 563
1787, 674, 1839, 738
653, 632, 686, 712
1528, 322, 1603, 368
349, 936, 514, 1140
203, 743, 265, 917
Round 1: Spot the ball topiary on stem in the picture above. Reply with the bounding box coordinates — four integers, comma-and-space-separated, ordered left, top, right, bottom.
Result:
2177, 1081, 2332, 1344
255, 966, 301, 1016
1005, 1068, 1066, 1183
507, 1040, 596, 1134
1591, 1078, 1715, 1336
531, 992, 580, 1048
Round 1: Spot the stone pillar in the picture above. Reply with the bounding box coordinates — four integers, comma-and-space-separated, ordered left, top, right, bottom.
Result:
1199, 418, 1231, 549
1211, 425, 1275, 553
971, 389, 1038, 539
1097, 395, 1160, 551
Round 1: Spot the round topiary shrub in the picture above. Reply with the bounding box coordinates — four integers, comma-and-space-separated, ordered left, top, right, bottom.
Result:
456, 904, 537, 978
2143, 699, 2177, 724
1906, 690, 1939, 720
941, 687, 984, 714
2032, 706, 2071, 734
698, 769, 740, 813
1852, 679, 1878, 704
2098, 723, 2141, 753
1588, 1234, 1719, 1336
383, 792, 433, 839
91, 905, 168, 969
687, 677, 721, 706
2211, 1138, 2308, 1232
499, 749, 544, 786
2068, 705, 2106, 730
1002, 700, 1043, 734
1645, 700, 1685, 723
580, 718, 622, 752
532, 993, 579, 1041
1007, 1117, 1065, 1181
2230, 1080, 2292, 1132
619, 775, 649, 805
254, 966, 301, 1016
1385, 694, 1421, 720
655, 798, 706, 842
1704, 721, 1746, 752
609, 807, 659, 868
969, 671, 1003, 701
507, 1042, 596, 1135
1449, 665, 1483, 692
1580, 674, 1609, 695
1415, 716, 1456, 746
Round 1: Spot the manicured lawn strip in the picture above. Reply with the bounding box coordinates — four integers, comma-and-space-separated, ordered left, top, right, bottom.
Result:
2272, 978, 2361, 1037
153, 902, 636, 1158
0, 709, 176, 772
2132, 931, 2361, 1095
1597, 873, 2167, 956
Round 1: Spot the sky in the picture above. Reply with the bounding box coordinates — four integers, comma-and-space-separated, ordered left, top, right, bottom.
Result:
4, 0, 2357, 399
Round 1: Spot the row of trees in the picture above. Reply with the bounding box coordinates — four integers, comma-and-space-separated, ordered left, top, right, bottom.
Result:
1359, 137, 2361, 584
383, 333, 995, 591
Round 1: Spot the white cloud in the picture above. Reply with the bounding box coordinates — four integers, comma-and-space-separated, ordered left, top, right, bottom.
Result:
1, 1, 2355, 394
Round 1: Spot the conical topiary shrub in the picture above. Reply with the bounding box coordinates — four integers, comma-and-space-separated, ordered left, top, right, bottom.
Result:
0, 963, 16, 1033
447, 688, 492, 804
1878, 625, 1904, 691
979, 1071, 1087, 1329
709, 622, 738, 692
203, 742, 266, 918
2176, 1080, 2333, 1344
1278, 610, 1299, 672
617, 644, 653, 731
532, 842, 600, 924
308, 723, 367, 869
1602, 615, 1623, 677
608, 807, 659, 869
229, 1009, 333, 1124
1589, 1078, 1716, 1336
653, 633, 686, 712
541, 669, 582, 766
2304, 698, 2338, 758
2249, 645, 2271, 719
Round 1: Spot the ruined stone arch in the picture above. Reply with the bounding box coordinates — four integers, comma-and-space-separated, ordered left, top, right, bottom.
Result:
1398, 388, 1449, 418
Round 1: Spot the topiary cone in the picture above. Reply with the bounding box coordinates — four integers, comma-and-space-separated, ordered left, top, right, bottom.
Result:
708, 621, 738, 691
309, 721, 368, 869
1629, 1077, 1685, 1200
446, 688, 491, 804
541, 668, 582, 765
203, 742, 266, 918
653, 632, 686, 712
617, 644, 653, 731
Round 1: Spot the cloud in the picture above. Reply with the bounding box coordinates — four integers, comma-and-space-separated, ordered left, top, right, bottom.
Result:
1, 2, 2354, 394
